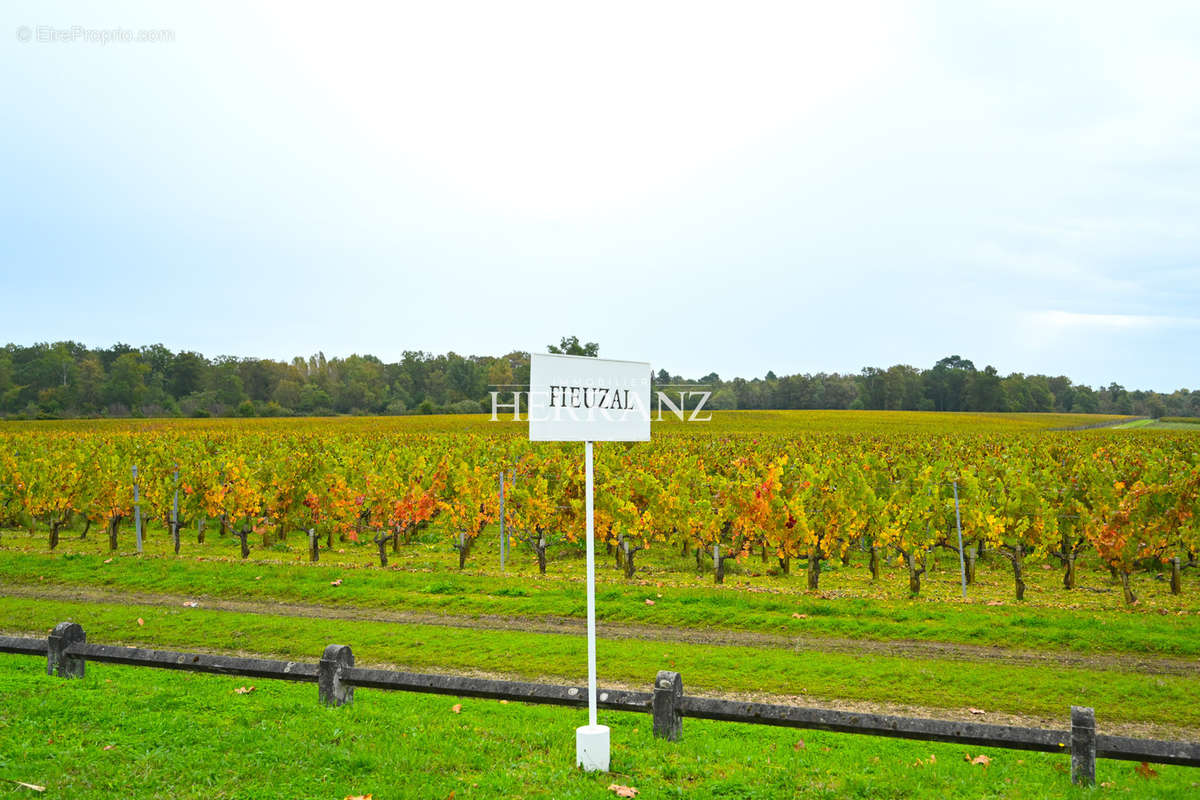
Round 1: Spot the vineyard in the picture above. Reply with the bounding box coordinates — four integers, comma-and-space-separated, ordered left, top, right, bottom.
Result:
1, 411, 1197, 606
4, 410, 1200, 797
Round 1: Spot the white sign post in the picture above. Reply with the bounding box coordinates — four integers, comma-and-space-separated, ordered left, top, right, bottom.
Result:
528, 353, 650, 772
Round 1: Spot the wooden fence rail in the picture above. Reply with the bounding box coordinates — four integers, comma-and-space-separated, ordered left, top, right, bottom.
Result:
4, 623, 1200, 787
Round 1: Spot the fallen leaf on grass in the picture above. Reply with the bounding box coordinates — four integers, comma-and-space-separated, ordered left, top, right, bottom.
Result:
793, 739, 805, 750
254, 576, 262, 581
344, 795, 372, 800
1041, 564, 1053, 570
644, 599, 655, 606
1135, 761, 1158, 779
963, 753, 991, 767
102, 558, 113, 564
608, 785, 638, 798
968, 708, 985, 715
182, 601, 199, 608
331, 579, 343, 587
234, 686, 256, 694
986, 601, 1004, 607
11, 781, 45, 792
136, 618, 144, 626
791, 613, 808, 619
451, 703, 462, 714
499, 699, 508, 704
102, 745, 115, 751
1100, 781, 1114, 788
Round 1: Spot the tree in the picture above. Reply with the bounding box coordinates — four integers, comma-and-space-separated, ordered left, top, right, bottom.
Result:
924, 356, 976, 412
709, 388, 738, 410
1047, 376, 1074, 412
1002, 373, 1033, 412
487, 358, 514, 389
208, 358, 247, 409
169, 351, 208, 398
75, 356, 105, 412
104, 353, 150, 410
883, 365, 924, 410
857, 367, 889, 409
547, 336, 599, 357
272, 379, 302, 410
1074, 385, 1099, 413
967, 366, 1005, 412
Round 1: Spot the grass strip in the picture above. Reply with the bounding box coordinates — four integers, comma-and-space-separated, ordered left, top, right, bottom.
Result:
2, 549, 1197, 658
3, 596, 1198, 732
2, 654, 1196, 799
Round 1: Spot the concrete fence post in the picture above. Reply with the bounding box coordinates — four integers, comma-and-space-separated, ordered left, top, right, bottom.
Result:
47, 622, 86, 678
319, 644, 354, 707
1071, 705, 1096, 786
652, 670, 683, 741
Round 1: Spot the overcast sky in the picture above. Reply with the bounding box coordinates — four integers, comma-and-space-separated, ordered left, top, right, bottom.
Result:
2, 1, 1198, 391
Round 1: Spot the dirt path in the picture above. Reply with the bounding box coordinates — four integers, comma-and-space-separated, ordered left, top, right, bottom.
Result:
6, 583, 1197, 679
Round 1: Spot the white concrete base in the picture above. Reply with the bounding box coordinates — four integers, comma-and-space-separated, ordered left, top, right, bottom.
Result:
575, 724, 610, 772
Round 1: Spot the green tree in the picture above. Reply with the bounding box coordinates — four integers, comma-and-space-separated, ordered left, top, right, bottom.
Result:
547, 336, 599, 356
967, 366, 1005, 411
487, 358, 513, 389
923, 355, 975, 411
169, 351, 208, 398
104, 352, 150, 410
208, 358, 247, 408
75, 356, 105, 411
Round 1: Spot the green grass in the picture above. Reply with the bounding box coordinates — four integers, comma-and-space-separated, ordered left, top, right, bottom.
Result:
2, 543, 1197, 659
4, 596, 1199, 732
1112, 419, 1156, 430
2, 654, 1196, 799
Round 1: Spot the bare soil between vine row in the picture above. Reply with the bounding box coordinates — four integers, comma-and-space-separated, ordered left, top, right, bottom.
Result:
5, 582, 1197, 678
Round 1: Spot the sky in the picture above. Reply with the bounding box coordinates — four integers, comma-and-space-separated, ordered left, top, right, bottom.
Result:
2, 1, 1198, 391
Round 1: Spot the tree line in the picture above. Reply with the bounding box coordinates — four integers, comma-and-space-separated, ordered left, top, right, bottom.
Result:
0, 339, 1195, 419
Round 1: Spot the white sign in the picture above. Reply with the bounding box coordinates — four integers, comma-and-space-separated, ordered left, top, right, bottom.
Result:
527, 352, 651, 772
528, 353, 651, 442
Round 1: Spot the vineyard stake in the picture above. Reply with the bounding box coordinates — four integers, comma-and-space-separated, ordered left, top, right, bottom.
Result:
132, 465, 143, 554
954, 481, 966, 599
172, 466, 181, 554
499, 471, 506, 572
